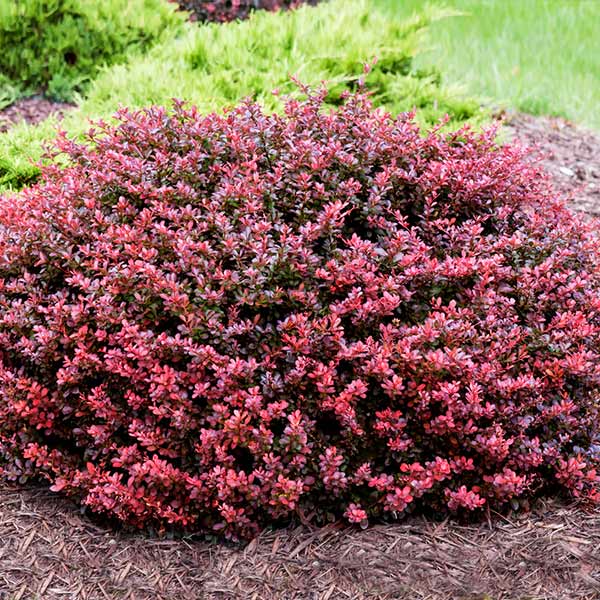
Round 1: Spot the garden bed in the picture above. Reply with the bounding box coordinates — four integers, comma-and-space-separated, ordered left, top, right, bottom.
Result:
1, 1, 599, 598
504, 113, 600, 215
1, 482, 598, 599
0, 97, 74, 134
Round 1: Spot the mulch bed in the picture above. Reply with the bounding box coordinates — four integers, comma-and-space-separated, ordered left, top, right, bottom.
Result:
1, 114, 600, 600
0, 483, 599, 600
503, 112, 600, 215
0, 96, 74, 134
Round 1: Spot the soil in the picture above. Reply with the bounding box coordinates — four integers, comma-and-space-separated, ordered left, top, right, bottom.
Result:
0, 114, 599, 600
0, 96, 74, 134
503, 112, 600, 215
0, 484, 599, 600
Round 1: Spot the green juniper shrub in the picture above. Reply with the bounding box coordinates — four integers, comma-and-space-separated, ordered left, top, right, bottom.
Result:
0, 0, 184, 104
0, 0, 483, 192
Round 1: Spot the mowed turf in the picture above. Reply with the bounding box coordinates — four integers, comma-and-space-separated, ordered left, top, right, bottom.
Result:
378, 0, 600, 129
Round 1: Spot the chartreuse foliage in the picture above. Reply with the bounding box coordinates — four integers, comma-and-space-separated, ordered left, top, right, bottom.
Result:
0, 0, 184, 105
0, 89, 599, 539
0, 0, 482, 191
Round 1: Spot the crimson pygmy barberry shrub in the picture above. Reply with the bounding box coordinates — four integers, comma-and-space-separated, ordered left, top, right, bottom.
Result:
1, 89, 600, 539
173, 0, 319, 23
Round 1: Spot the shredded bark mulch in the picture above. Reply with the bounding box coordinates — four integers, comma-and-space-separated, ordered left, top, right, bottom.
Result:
0, 483, 599, 600
503, 112, 600, 215
0, 114, 600, 600
0, 96, 74, 134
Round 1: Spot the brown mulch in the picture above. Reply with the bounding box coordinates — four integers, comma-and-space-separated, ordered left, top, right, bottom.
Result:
0, 96, 74, 134
1, 114, 600, 600
0, 483, 599, 600
503, 112, 600, 215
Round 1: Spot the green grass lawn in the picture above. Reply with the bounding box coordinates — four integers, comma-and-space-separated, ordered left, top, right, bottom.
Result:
377, 0, 600, 129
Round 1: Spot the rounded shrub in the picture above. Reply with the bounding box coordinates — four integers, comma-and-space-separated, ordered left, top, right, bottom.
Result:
173, 0, 320, 23
0, 90, 599, 539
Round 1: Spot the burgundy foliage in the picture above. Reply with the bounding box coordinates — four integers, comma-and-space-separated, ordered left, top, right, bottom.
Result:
0, 89, 599, 539
172, 0, 319, 23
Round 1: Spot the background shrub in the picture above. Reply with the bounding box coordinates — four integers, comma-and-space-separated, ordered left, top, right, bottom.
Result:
172, 0, 320, 23
0, 0, 183, 104
0, 89, 599, 539
0, 0, 481, 192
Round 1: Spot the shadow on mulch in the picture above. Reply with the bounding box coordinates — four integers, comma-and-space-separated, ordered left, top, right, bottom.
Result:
0, 96, 74, 134
0, 483, 599, 600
